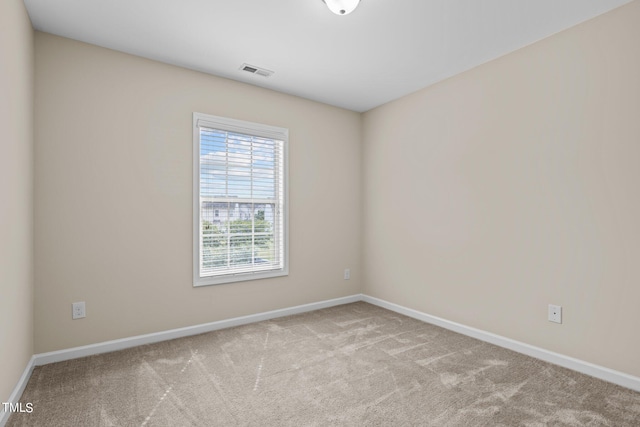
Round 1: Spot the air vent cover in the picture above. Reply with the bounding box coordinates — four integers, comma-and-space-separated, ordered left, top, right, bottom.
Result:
240, 63, 274, 78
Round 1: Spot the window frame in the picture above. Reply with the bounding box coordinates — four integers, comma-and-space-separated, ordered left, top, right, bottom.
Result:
193, 112, 289, 287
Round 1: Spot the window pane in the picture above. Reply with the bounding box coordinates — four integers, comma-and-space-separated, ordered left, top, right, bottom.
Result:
201, 218, 227, 272
228, 235, 252, 267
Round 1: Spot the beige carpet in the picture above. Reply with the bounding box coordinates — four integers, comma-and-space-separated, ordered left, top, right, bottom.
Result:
8, 302, 640, 426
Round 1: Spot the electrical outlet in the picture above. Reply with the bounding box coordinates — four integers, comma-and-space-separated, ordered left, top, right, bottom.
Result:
72, 302, 86, 320
344, 268, 351, 280
548, 304, 562, 324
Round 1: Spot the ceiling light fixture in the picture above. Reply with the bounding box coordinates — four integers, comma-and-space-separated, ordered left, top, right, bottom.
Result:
322, 0, 360, 16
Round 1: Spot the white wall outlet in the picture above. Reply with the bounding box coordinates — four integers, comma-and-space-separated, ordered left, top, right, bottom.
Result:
72, 302, 86, 320
548, 304, 562, 324
344, 268, 351, 280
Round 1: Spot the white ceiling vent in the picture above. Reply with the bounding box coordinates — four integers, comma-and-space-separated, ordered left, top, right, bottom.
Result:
240, 63, 274, 78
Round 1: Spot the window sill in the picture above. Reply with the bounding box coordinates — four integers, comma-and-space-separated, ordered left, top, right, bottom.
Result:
193, 268, 289, 287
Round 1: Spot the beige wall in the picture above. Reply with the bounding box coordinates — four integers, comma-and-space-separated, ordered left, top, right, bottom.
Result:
34, 33, 362, 353
0, 0, 34, 405
363, 1, 640, 377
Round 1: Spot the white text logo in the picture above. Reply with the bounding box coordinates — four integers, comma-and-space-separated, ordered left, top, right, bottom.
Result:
2, 402, 34, 413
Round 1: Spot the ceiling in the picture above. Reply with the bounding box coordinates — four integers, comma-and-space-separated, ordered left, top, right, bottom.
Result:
24, 0, 632, 112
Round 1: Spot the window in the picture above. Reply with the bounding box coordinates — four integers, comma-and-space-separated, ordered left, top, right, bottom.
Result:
193, 113, 288, 286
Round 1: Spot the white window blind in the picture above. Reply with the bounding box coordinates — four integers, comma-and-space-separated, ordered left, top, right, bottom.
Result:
193, 113, 288, 286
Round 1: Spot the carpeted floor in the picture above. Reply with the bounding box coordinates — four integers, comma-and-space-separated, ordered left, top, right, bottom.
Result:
8, 302, 640, 426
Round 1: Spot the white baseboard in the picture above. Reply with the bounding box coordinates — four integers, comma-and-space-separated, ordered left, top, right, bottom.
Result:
0, 355, 36, 427
34, 294, 362, 366
362, 294, 640, 393
4, 291, 638, 425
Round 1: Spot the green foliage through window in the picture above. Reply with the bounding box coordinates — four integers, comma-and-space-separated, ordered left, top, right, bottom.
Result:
202, 214, 274, 269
